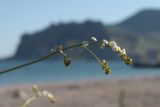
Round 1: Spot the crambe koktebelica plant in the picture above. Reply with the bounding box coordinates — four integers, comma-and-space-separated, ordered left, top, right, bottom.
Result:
0, 37, 132, 75
0, 37, 133, 107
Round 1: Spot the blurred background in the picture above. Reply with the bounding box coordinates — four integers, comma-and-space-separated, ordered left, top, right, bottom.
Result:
0, 0, 160, 107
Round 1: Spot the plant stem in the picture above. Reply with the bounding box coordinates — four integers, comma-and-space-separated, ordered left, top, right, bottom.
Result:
0, 52, 56, 75
82, 46, 101, 64
0, 42, 101, 75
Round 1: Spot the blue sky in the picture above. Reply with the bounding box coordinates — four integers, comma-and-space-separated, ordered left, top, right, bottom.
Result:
0, 0, 160, 59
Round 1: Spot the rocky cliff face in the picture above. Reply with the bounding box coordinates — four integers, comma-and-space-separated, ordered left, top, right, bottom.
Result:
117, 9, 160, 34
13, 21, 116, 60
12, 9, 160, 61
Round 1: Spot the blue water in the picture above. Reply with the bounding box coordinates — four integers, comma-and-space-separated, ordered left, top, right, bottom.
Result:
0, 60, 160, 85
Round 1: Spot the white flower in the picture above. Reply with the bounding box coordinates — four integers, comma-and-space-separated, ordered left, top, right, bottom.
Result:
112, 44, 118, 48
109, 41, 116, 47
112, 41, 117, 47
82, 41, 89, 46
117, 47, 122, 53
42, 90, 49, 97
122, 49, 126, 55
50, 49, 54, 52
100, 43, 105, 49
112, 43, 118, 51
102, 59, 106, 63
102, 39, 108, 45
112, 46, 119, 52
90, 37, 97, 42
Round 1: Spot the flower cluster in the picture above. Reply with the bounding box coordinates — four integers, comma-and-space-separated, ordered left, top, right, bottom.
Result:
89, 37, 132, 74
101, 60, 111, 75
108, 41, 133, 65
98, 38, 132, 65
22, 84, 56, 107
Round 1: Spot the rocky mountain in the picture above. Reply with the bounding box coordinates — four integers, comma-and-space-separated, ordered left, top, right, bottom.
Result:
117, 9, 160, 34
12, 9, 160, 61
13, 21, 117, 60
107, 9, 160, 61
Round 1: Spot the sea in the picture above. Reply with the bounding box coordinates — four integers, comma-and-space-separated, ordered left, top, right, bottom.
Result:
0, 60, 160, 85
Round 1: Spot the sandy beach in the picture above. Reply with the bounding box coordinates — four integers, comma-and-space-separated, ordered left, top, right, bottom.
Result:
1, 76, 160, 107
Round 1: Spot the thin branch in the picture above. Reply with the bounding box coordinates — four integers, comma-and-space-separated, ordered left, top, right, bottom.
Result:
0, 42, 100, 75
0, 52, 55, 75
81, 45, 101, 64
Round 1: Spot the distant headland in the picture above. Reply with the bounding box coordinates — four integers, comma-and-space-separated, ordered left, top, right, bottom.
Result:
8, 9, 160, 62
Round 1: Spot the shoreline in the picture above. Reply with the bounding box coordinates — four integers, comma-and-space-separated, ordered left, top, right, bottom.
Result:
0, 74, 158, 86
1, 76, 160, 107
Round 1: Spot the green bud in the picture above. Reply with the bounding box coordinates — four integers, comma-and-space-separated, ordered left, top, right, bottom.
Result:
101, 60, 111, 75
100, 43, 105, 49
119, 53, 133, 65
64, 56, 71, 67
104, 67, 111, 75
124, 57, 133, 65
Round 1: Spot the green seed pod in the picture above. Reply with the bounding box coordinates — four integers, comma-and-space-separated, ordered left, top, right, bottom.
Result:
101, 60, 111, 75
119, 53, 132, 65
104, 67, 111, 75
124, 57, 133, 65
64, 56, 71, 67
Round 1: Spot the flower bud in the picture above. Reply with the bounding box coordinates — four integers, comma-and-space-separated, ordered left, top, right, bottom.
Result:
124, 57, 133, 65
122, 49, 126, 55
100, 43, 105, 49
102, 39, 108, 45
82, 41, 89, 47
101, 60, 111, 75
90, 37, 97, 42
64, 56, 71, 67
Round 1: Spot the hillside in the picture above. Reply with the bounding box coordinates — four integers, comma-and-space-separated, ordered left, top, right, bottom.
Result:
117, 9, 160, 34
13, 21, 118, 60
107, 9, 160, 61
12, 9, 160, 61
